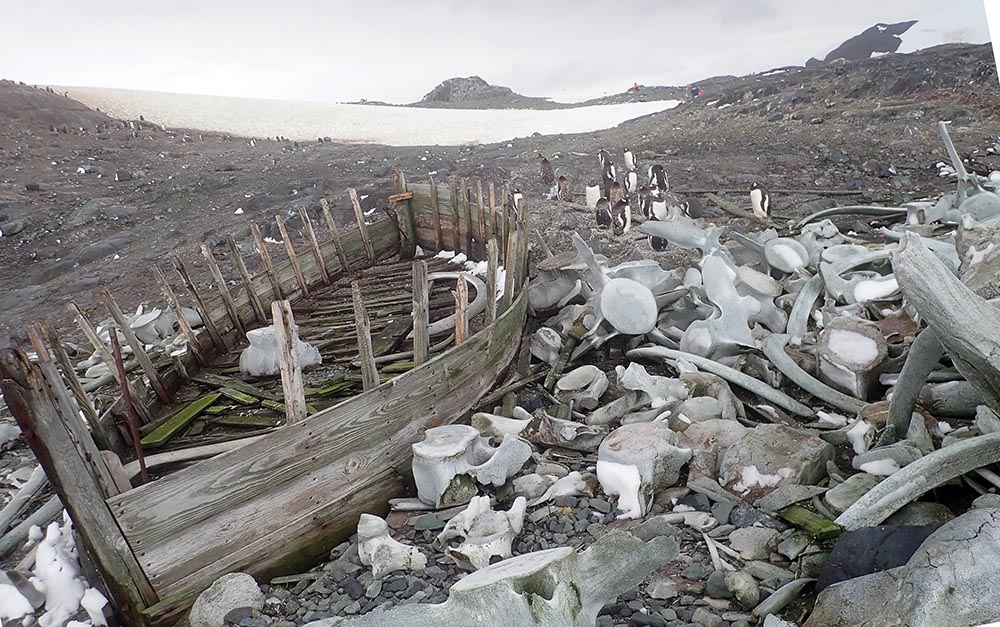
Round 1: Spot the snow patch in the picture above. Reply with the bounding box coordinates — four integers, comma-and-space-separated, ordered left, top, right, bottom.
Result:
596, 460, 643, 519
827, 329, 879, 365
732, 465, 793, 495
859, 459, 901, 476
853, 277, 899, 303
846, 419, 872, 454
817, 411, 848, 427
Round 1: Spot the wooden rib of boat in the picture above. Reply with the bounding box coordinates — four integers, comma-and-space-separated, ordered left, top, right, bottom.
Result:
0, 171, 531, 626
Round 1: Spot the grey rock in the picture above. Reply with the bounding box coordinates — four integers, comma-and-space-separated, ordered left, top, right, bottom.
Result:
719, 425, 833, 501
115, 168, 133, 181
883, 501, 954, 526
412, 513, 445, 531
0, 220, 25, 236
681, 562, 707, 581
631, 612, 667, 627
754, 484, 828, 513
633, 515, 682, 541
704, 570, 732, 599
823, 473, 880, 513
972, 493, 1000, 509
724, 571, 760, 609
729, 504, 784, 529
648, 577, 678, 600
728, 527, 779, 560
190, 573, 265, 627
692, 607, 723, 627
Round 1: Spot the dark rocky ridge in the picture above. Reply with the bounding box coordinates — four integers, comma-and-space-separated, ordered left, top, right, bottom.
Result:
807, 20, 919, 67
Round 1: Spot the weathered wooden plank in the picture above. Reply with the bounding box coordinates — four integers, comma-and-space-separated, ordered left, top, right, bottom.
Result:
501, 187, 511, 264
428, 177, 444, 251
351, 282, 379, 391
448, 177, 461, 252
140, 394, 222, 448
412, 261, 430, 365
486, 239, 499, 326
488, 181, 497, 241
250, 222, 284, 302
297, 207, 331, 285
461, 178, 473, 254
171, 256, 226, 350
454, 275, 469, 346
271, 300, 307, 425
476, 179, 486, 257
200, 244, 247, 336
392, 170, 417, 260
152, 266, 208, 365
0, 349, 157, 624
209, 414, 282, 428
226, 235, 268, 324
319, 198, 351, 273
370, 316, 413, 358
99, 288, 172, 404
107, 330, 149, 484
501, 224, 519, 313
274, 216, 310, 297
219, 388, 257, 406
349, 188, 375, 262
191, 374, 282, 402
107, 289, 528, 601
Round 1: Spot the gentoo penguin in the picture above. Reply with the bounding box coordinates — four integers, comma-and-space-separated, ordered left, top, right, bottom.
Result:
638, 185, 651, 219
623, 148, 637, 171
601, 161, 617, 197
595, 197, 612, 227
609, 181, 625, 207
611, 198, 632, 236
651, 199, 669, 222
585, 181, 601, 210
598, 149, 611, 167
684, 197, 705, 219
648, 164, 668, 193
510, 188, 524, 215
623, 170, 638, 197
539, 155, 555, 185
557, 176, 572, 202
749, 182, 771, 221
646, 216, 669, 252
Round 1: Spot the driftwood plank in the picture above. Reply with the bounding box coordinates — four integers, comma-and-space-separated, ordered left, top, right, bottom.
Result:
226, 235, 268, 324
454, 275, 469, 346
200, 244, 247, 337
320, 198, 351, 273
486, 239, 499, 325
250, 223, 284, 301
191, 374, 282, 402
351, 282, 379, 391
461, 178, 473, 254
152, 266, 207, 365
275, 216, 310, 297
140, 393, 222, 448
449, 177, 461, 252
297, 207, 330, 284
172, 256, 226, 350
428, 177, 444, 251
100, 288, 172, 404
349, 188, 375, 262
107, 331, 149, 484
476, 179, 486, 256
272, 300, 308, 424
392, 170, 417, 260
412, 261, 430, 365
488, 181, 497, 240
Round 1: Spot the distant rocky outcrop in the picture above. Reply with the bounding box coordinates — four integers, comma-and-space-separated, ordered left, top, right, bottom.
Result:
413, 76, 556, 109
807, 21, 918, 67
0, 79, 111, 130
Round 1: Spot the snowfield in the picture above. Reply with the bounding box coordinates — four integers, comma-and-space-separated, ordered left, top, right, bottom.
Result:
62, 87, 681, 146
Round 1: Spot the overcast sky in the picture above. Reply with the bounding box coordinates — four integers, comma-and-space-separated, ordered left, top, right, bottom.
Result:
2, 0, 992, 104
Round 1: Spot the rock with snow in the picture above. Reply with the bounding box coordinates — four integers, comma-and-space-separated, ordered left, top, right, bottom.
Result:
189, 573, 264, 627
678, 419, 749, 483
597, 422, 692, 519
718, 424, 833, 500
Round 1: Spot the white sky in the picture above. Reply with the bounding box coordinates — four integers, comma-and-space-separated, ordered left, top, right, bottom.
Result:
2, 0, 993, 104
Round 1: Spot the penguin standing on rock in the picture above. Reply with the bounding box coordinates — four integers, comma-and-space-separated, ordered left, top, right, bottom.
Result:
749, 182, 771, 221
598, 149, 612, 167
601, 160, 617, 198
623, 170, 638, 197
623, 148, 636, 172
648, 165, 668, 193
539, 155, 555, 185
611, 198, 632, 236
637, 185, 651, 219
595, 197, 612, 227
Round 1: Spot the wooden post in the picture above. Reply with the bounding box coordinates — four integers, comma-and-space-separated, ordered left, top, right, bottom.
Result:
107, 332, 149, 484
351, 282, 379, 391
275, 215, 310, 297
98, 289, 172, 404
250, 222, 284, 302
271, 300, 307, 424
461, 178, 473, 254
429, 177, 444, 251
68, 302, 155, 423
476, 179, 486, 256
151, 265, 208, 365
488, 181, 497, 240
501, 185, 511, 264
297, 207, 331, 284
392, 169, 418, 259
349, 188, 375, 262
501, 225, 519, 313
412, 261, 430, 365
226, 235, 268, 324
200, 244, 247, 336
486, 239, 499, 326
320, 198, 351, 273
172, 255, 226, 350
449, 176, 461, 252
0, 349, 156, 625
454, 275, 469, 346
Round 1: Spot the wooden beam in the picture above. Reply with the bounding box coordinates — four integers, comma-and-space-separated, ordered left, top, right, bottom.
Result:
486, 239, 499, 326
501, 224, 518, 314
319, 198, 351, 273
271, 300, 307, 425
501, 185, 511, 264
297, 207, 330, 284
151, 266, 207, 365
412, 261, 430, 365
454, 275, 469, 346
0, 349, 156, 624
429, 177, 444, 251
98, 289, 172, 404
274, 216, 310, 297
488, 181, 497, 241
68, 302, 155, 424
108, 331, 149, 484
348, 188, 375, 262
225, 235, 268, 324
171, 256, 226, 351
388, 192, 414, 202
200, 244, 247, 336
449, 176, 461, 252
476, 179, 486, 256
351, 282, 379, 391
461, 178, 473, 254
392, 170, 417, 260
250, 222, 284, 302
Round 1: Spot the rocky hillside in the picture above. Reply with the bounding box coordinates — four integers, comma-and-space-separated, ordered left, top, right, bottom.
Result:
806, 20, 919, 66
0, 79, 112, 129
413, 76, 556, 109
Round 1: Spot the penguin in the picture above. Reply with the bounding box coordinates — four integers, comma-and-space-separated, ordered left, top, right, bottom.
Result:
749, 182, 771, 221
648, 164, 668, 193
637, 185, 651, 219
601, 161, 617, 198
598, 149, 612, 167
557, 176, 572, 202
609, 181, 625, 207
611, 198, 632, 236
623, 170, 638, 197
539, 154, 555, 185
646, 216, 669, 252
595, 197, 612, 227
623, 148, 637, 172
510, 189, 524, 215
684, 197, 705, 219
651, 199, 669, 222
585, 181, 602, 210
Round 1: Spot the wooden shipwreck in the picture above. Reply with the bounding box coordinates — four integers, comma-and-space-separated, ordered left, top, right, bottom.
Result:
0, 173, 531, 626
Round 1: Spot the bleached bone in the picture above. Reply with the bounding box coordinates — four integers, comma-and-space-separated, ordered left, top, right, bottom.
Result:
585, 390, 642, 426
606, 261, 681, 296
667, 396, 724, 431
787, 273, 824, 346
412, 425, 532, 507
438, 496, 527, 571
357, 513, 427, 579
819, 248, 893, 303
239, 325, 322, 376
528, 471, 597, 507
556, 365, 609, 411
530, 327, 563, 365
597, 422, 692, 519
407, 272, 487, 338
513, 474, 557, 500
523, 412, 608, 452
638, 220, 727, 258
736, 266, 787, 333
763, 237, 810, 274
471, 413, 531, 439
763, 334, 866, 415
528, 271, 583, 313
335, 531, 679, 627
816, 318, 887, 401
570, 234, 658, 336
679, 371, 745, 421
615, 362, 688, 409
681, 255, 758, 358
887, 328, 944, 438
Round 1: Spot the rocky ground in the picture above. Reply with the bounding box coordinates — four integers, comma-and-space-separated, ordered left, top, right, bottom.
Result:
0, 41, 998, 627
